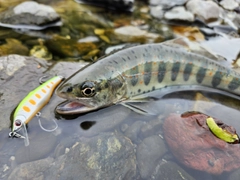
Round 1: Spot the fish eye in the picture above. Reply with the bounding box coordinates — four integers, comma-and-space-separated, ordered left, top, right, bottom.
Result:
81, 81, 96, 97
15, 120, 22, 127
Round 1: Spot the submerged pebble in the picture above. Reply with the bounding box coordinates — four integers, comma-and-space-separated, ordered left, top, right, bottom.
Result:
140, 116, 164, 138
124, 121, 145, 144
30, 45, 52, 60
136, 135, 167, 179
46, 37, 97, 58
0, 38, 28, 56
153, 161, 195, 180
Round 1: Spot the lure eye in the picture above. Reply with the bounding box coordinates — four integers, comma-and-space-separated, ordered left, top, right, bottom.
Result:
15, 120, 22, 127
81, 81, 96, 97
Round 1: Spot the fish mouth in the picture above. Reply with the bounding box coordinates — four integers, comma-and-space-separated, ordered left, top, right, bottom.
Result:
56, 100, 97, 114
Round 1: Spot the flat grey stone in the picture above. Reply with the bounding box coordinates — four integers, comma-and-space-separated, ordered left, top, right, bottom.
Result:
186, 0, 220, 22
164, 6, 194, 22
150, 0, 188, 9
0, 1, 60, 27
220, 0, 239, 10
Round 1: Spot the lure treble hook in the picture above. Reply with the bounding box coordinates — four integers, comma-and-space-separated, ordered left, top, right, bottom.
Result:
39, 75, 49, 84
36, 112, 58, 132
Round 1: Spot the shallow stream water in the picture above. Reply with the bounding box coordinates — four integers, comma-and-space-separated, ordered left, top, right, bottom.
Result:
1, 0, 240, 179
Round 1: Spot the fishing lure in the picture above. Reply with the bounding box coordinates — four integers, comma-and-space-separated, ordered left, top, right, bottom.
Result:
9, 76, 64, 145
206, 117, 239, 143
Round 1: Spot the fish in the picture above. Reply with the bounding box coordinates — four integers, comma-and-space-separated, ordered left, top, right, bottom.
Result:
55, 43, 240, 115
9, 76, 64, 139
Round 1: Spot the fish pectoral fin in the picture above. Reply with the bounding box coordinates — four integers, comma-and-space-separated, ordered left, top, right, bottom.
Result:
120, 101, 156, 116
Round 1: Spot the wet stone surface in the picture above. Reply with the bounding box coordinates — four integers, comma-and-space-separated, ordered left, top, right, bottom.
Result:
137, 135, 167, 179
0, 1, 60, 26
15, 133, 57, 164
149, 0, 188, 9
44, 132, 137, 180
186, 0, 220, 22
8, 157, 54, 180
153, 161, 195, 180
164, 6, 194, 22
163, 113, 240, 175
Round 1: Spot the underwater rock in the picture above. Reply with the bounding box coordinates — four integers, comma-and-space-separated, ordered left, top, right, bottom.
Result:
124, 121, 145, 144
140, 116, 164, 138
15, 133, 57, 164
220, 0, 239, 11
149, 0, 188, 9
30, 44, 52, 60
46, 37, 97, 58
45, 132, 136, 179
0, 38, 28, 56
228, 168, 240, 180
164, 6, 194, 22
163, 113, 240, 175
0, 1, 61, 30
137, 135, 167, 179
153, 161, 195, 180
8, 157, 54, 180
186, 0, 220, 22
78, 36, 100, 43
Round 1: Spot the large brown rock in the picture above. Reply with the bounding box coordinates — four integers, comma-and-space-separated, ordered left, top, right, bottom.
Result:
163, 113, 240, 175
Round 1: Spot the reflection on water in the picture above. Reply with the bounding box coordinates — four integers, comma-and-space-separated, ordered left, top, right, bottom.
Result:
1, 91, 240, 179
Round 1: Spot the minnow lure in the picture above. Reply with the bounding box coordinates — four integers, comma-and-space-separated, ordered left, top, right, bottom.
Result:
206, 117, 239, 143
9, 76, 64, 141
56, 43, 240, 115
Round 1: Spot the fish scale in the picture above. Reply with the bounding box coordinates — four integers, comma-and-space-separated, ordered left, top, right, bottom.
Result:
56, 43, 240, 115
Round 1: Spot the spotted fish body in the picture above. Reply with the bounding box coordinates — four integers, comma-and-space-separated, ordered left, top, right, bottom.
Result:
121, 45, 240, 97
11, 76, 64, 134
56, 43, 240, 114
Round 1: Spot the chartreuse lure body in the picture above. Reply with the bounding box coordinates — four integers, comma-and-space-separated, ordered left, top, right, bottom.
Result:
206, 117, 239, 143
9, 76, 64, 140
